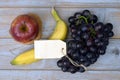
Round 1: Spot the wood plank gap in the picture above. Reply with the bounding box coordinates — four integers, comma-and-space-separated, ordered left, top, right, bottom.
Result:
103, 8, 107, 23
0, 37, 11, 39
0, 3, 120, 8
0, 69, 120, 71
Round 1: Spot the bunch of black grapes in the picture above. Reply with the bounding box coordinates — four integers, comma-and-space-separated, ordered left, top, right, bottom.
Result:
57, 10, 114, 73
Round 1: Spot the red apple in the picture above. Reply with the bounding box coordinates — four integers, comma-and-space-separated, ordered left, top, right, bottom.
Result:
10, 14, 42, 44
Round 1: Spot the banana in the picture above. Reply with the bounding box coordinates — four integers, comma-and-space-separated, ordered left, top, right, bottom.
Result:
49, 7, 68, 40
11, 7, 68, 65
11, 49, 39, 65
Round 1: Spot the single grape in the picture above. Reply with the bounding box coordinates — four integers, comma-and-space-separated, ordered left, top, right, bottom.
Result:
95, 53, 100, 58
88, 14, 98, 24
71, 28, 77, 34
86, 52, 93, 59
74, 12, 82, 18
68, 16, 76, 23
63, 61, 71, 67
86, 40, 92, 46
77, 31, 81, 36
92, 15, 98, 23
102, 46, 107, 50
101, 37, 109, 43
80, 24, 88, 32
61, 67, 68, 72
97, 33, 104, 38
90, 57, 98, 64
82, 33, 89, 40
94, 38, 100, 44
61, 56, 68, 61
79, 48, 87, 54
105, 23, 113, 31
82, 10, 91, 17
79, 66, 85, 73
71, 33, 76, 39
71, 51, 80, 60
103, 37, 109, 42
75, 35, 81, 40
98, 48, 106, 55
79, 55, 87, 62
69, 24, 75, 28
57, 60, 63, 67
67, 40, 77, 49
108, 31, 114, 37
104, 40, 109, 46
76, 43, 82, 48
67, 48, 73, 56
94, 22, 104, 31
83, 60, 91, 67
69, 66, 79, 73
104, 27, 109, 32
96, 42, 104, 47
89, 46, 97, 52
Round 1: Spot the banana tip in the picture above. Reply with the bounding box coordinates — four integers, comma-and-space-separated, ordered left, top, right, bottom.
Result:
10, 60, 17, 65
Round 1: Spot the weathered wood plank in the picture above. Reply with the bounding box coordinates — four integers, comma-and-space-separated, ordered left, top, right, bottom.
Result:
0, 8, 106, 23
0, 39, 33, 51
0, 70, 120, 80
0, 24, 53, 39
0, 0, 55, 8
105, 8, 120, 38
0, 8, 55, 38
1, 8, 120, 38
0, 0, 120, 8
0, 0, 120, 80
0, 8, 105, 38
55, 0, 120, 8
57, 0, 120, 3
0, 39, 120, 70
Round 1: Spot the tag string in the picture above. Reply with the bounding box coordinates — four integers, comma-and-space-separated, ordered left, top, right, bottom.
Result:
62, 48, 87, 71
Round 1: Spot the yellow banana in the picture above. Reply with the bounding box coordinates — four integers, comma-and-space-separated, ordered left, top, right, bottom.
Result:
11, 7, 68, 65
49, 7, 68, 40
11, 49, 39, 65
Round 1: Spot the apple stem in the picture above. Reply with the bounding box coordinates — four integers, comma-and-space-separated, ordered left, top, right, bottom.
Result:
51, 7, 62, 22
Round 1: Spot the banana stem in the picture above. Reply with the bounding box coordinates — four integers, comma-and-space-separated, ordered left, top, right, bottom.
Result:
51, 7, 61, 21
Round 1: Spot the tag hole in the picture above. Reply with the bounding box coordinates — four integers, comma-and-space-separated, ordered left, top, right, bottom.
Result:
62, 48, 64, 52
61, 48, 65, 55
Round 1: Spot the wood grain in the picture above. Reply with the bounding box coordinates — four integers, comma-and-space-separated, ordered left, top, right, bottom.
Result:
0, 39, 120, 71
0, 0, 120, 8
0, 70, 120, 80
0, 8, 104, 38
0, 0, 120, 79
1, 8, 120, 38
105, 8, 120, 38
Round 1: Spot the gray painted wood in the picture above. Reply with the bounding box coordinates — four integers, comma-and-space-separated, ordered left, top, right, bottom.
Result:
0, 8, 105, 39
0, 39, 120, 71
1, 0, 120, 80
1, 8, 120, 39
0, 0, 120, 8
0, 70, 120, 80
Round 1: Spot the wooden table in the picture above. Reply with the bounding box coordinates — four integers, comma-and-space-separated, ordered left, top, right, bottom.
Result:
1, 0, 120, 80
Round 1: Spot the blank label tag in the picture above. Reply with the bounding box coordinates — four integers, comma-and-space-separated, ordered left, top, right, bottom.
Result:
34, 40, 66, 59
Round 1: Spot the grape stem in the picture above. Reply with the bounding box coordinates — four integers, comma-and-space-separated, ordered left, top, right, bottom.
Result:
89, 27, 96, 38
91, 21, 94, 24
78, 16, 88, 24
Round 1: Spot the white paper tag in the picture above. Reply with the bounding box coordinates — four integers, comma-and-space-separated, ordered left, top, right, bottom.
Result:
34, 40, 66, 59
